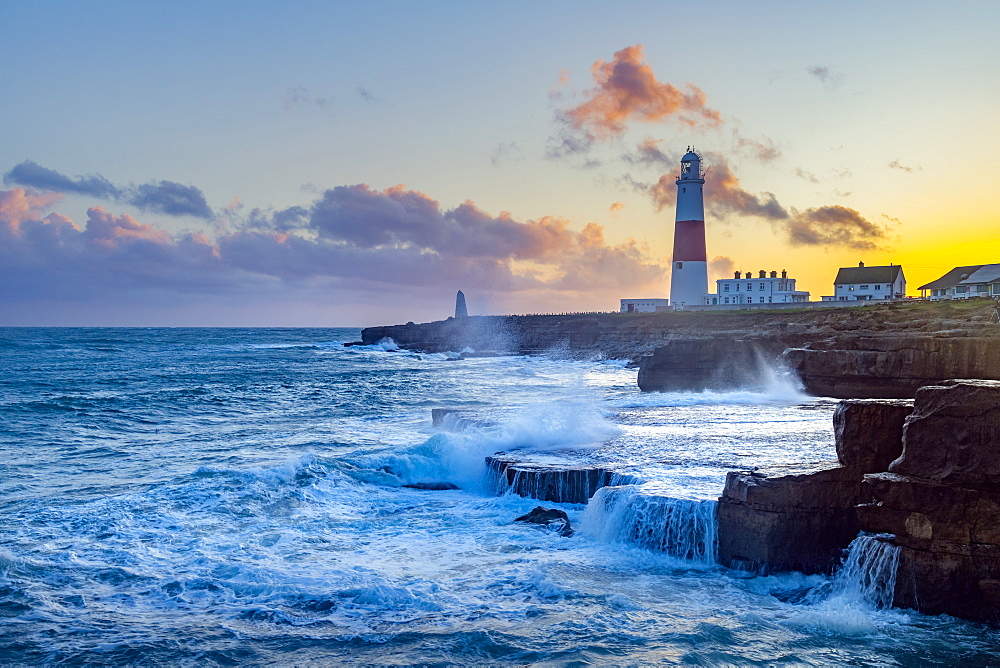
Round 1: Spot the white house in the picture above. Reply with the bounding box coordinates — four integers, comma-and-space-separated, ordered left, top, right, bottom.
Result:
919, 264, 1000, 300
821, 262, 906, 301
707, 270, 810, 306
620, 298, 670, 313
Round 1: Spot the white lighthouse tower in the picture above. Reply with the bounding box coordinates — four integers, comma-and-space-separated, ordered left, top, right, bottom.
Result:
669, 147, 708, 309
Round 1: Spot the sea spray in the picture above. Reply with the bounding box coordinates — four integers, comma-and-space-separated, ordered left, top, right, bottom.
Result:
582, 485, 718, 563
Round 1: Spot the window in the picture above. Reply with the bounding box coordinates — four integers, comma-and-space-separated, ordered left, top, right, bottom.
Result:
760, 283, 765, 290
976, 285, 988, 293
746, 283, 752, 290
724, 284, 730, 292
759, 297, 765, 303
860, 285, 869, 290
875, 285, 881, 290
724, 297, 730, 304
676, 261, 683, 269
956, 286, 968, 294
747, 297, 752, 304
993, 284, 1000, 295
682, 187, 686, 193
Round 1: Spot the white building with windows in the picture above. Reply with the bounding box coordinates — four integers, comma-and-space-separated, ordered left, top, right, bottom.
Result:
707, 270, 810, 306
620, 298, 670, 313
919, 264, 1000, 300
821, 262, 906, 301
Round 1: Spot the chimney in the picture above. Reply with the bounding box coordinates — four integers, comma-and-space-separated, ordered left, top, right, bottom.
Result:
759, 270, 766, 278
734, 271, 741, 279
770, 271, 777, 278
781, 270, 787, 279
859, 261, 865, 268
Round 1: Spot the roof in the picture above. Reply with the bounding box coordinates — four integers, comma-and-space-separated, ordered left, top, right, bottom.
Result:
917, 265, 984, 290
959, 263, 1000, 285
681, 149, 701, 162
834, 265, 904, 285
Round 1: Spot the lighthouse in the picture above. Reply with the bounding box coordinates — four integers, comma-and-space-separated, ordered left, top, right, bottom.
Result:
669, 147, 708, 309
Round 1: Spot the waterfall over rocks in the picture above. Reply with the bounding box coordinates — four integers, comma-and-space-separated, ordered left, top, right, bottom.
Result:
582, 485, 718, 564
830, 534, 901, 609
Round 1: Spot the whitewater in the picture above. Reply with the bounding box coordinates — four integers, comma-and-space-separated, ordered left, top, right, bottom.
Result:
1, 327, 997, 664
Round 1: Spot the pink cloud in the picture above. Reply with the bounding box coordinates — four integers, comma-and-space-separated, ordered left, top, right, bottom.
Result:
562, 45, 721, 139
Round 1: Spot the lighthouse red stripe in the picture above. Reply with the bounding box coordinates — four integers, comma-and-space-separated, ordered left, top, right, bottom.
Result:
671, 219, 707, 262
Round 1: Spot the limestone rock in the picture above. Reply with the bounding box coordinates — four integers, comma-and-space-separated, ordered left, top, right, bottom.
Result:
717, 463, 865, 574
514, 506, 574, 536
856, 380, 1000, 622
888, 379, 1000, 489
784, 338, 1000, 399
637, 338, 785, 392
833, 399, 912, 472
858, 472, 1000, 622
486, 456, 634, 505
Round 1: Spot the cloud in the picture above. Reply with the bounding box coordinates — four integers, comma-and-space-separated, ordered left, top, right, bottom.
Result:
491, 141, 524, 167
888, 159, 921, 173
795, 167, 820, 184
5, 160, 120, 198
284, 85, 334, 110
0, 187, 62, 231
623, 138, 674, 168
731, 132, 781, 162
650, 152, 788, 221
356, 86, 379, 104
609, 201, 625, 212
782, 205, 889, 250
0, 183, 668, 313
129, 181, 214, 219
557, 44, 721, 145
4, 161, 214, 220
708, 255, 736, 281
807, 66, 844, 90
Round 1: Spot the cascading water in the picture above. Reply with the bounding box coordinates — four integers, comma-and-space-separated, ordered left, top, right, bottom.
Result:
829, 533, 901, 609
581, 485, 718, 564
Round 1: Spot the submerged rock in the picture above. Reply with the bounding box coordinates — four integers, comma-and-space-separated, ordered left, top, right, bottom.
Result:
402, 482, 460, 491
514, 506, 574, 536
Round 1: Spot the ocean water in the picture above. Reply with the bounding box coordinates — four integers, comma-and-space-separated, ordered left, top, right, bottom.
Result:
1, 327, 998, 665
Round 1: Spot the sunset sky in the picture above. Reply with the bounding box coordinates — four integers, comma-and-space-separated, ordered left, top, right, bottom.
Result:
2, 1, 997, 326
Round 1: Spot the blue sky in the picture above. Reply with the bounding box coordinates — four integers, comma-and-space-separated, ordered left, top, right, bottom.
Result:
2, 1, 998, 325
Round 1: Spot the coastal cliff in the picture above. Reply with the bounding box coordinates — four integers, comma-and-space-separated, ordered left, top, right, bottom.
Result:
361, 300, 1000, 398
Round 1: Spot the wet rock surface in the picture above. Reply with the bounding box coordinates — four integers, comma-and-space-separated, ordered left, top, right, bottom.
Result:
486, 455, 633, 505
514, 506, 574, 537
717, 463, 866, 574
858, 380, 1000, 622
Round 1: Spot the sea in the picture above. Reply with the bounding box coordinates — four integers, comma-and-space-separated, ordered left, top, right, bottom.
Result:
2, 327, 998, 665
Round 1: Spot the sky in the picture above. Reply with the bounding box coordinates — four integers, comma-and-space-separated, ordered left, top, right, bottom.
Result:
2, 0, 998, 326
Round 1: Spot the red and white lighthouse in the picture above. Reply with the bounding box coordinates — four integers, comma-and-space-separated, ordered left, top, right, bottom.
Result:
669, 147, 708, 309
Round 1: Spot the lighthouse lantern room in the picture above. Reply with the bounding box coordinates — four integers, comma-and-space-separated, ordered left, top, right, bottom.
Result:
669, 147, 709, 309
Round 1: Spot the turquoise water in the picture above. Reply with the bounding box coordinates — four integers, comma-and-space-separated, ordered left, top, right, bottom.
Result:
1, 327, 997, 665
